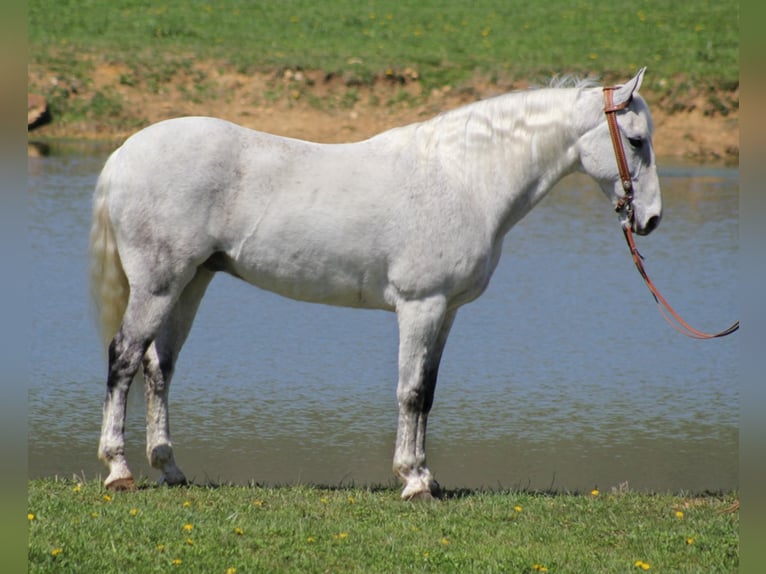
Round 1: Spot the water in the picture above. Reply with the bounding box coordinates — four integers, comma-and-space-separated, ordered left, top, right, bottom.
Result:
28, 143, 738, 492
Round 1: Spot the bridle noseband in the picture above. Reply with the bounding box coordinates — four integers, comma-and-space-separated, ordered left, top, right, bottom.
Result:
602, 86, 634, 218
601, 85, 739, 339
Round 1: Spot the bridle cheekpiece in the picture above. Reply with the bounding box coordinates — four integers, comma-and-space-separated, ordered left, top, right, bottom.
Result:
602, 86, 634, 222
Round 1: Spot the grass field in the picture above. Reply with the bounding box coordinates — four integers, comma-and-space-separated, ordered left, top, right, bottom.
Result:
29, 0, 738, 131
28, 478, 738, 573
29, 0, 738, 88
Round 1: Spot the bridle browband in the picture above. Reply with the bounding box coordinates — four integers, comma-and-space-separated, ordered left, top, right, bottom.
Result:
601, 85, 739, 339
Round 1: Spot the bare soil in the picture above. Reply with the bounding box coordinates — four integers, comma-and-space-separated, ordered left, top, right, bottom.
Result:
29, 61, 739, 163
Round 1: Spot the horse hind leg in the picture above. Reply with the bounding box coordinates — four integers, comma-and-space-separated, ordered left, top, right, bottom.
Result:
393, 296, 457, 500
98, 327, 149, 491
142, 268, 214, 486
99, 271, 197, 490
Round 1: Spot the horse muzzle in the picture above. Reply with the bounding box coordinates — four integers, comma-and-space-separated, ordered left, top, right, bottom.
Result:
634, 213, 661, 236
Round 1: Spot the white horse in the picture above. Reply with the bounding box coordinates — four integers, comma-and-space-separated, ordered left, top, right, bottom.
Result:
90, 68, 661, 499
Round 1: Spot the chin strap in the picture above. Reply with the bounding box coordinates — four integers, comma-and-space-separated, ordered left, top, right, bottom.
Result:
621, 222, 739, 339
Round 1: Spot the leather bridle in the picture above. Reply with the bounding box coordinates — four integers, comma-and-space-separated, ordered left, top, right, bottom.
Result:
603, 86, 635, 217
602, 86, 739, 339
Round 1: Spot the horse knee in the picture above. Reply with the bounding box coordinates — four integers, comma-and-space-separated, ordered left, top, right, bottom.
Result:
397, 369, 438, 413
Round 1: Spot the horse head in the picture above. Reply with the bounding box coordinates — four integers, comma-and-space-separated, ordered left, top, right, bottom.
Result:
577, 68, 662, 236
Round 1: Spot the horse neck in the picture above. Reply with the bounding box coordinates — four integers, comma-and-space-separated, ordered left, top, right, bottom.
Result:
422, 88, 590, 238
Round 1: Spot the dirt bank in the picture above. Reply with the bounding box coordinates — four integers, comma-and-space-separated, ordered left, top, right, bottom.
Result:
28, 62, 738, 163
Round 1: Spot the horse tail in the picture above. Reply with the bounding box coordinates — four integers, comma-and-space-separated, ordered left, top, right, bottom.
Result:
89, 150, 129, 351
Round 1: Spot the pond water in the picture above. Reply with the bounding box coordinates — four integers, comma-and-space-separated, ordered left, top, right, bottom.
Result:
27, 142, 738, 493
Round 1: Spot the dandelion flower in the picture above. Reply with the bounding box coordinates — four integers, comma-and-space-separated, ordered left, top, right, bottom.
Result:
307, 536, 316, 543
183, 523, 194, 532
440, 537, 450, 545
157, 544, 166, 551
172, 558, 182, 566
675, 510, 684, 519
27, 513, 35, 521
129, 508, 139, 516
186, 538, 194, 546
51, 548, 63, 557
634, 560, 651, 570
514, 505, 523, 512
686, 537, 695, 545
183, 500, 191, 508
72, 484, 82, 493
347, 495, 356, 504
591, 489, 600, 496
226, 569, 237, 574
103, 494, 112, 502
320, 497, 328, 504
253, 499, 265, 507
234, 527, 244, 536
340, 532, 348, 539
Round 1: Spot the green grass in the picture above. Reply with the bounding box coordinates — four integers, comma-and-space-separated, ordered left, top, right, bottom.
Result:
30, 0, 738, 92
28, 478, 738, 573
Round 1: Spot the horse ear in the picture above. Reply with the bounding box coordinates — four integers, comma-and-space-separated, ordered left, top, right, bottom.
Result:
612, 67, 646, 106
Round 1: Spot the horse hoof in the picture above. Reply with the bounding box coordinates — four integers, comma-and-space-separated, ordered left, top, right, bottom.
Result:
401, 481, 442, 501
105, 477, 137, 491
406, 490, 439, 502
160, 476, 188, 487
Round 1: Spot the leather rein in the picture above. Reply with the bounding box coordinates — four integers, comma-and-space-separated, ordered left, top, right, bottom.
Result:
602, 87, 739, 339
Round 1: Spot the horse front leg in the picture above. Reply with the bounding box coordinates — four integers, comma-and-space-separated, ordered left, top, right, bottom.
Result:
393, 297, 457, 500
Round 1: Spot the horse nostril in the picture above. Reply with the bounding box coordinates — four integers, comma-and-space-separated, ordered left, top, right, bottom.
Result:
643, 215, 660, 235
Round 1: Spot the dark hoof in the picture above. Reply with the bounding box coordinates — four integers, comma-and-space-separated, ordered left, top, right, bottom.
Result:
105, 477, 137, 492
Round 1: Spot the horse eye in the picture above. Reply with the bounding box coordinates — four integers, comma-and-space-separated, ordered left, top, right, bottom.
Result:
627, 137, 643, 149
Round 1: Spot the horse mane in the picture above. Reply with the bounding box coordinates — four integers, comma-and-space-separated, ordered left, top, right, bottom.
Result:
544, 74, 601, 89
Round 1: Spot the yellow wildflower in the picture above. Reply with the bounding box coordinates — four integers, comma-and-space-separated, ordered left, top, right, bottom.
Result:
634, 560, 651, 570
686, 537, 695, 545
514, 505, 523, 512
226, 569, 237, 574
27, 513, 35, 521
183, 523, 194, 532
307, 536, 316, 543
186, 538, 194, 546
172, 558, 182, 566
103, 494, 112, 502
72, 484, 82, 493
675, 510, 684, 519
129, 508, 138, 516
234, 527, 244, 536
183, 500, 191, 507
51, 548, 63, 557
253, 499, 265, 507
440, 537, 450, 545
591, 489, 600, 497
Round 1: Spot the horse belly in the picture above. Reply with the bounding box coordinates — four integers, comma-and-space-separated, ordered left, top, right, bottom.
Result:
228, 230, 394, 310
